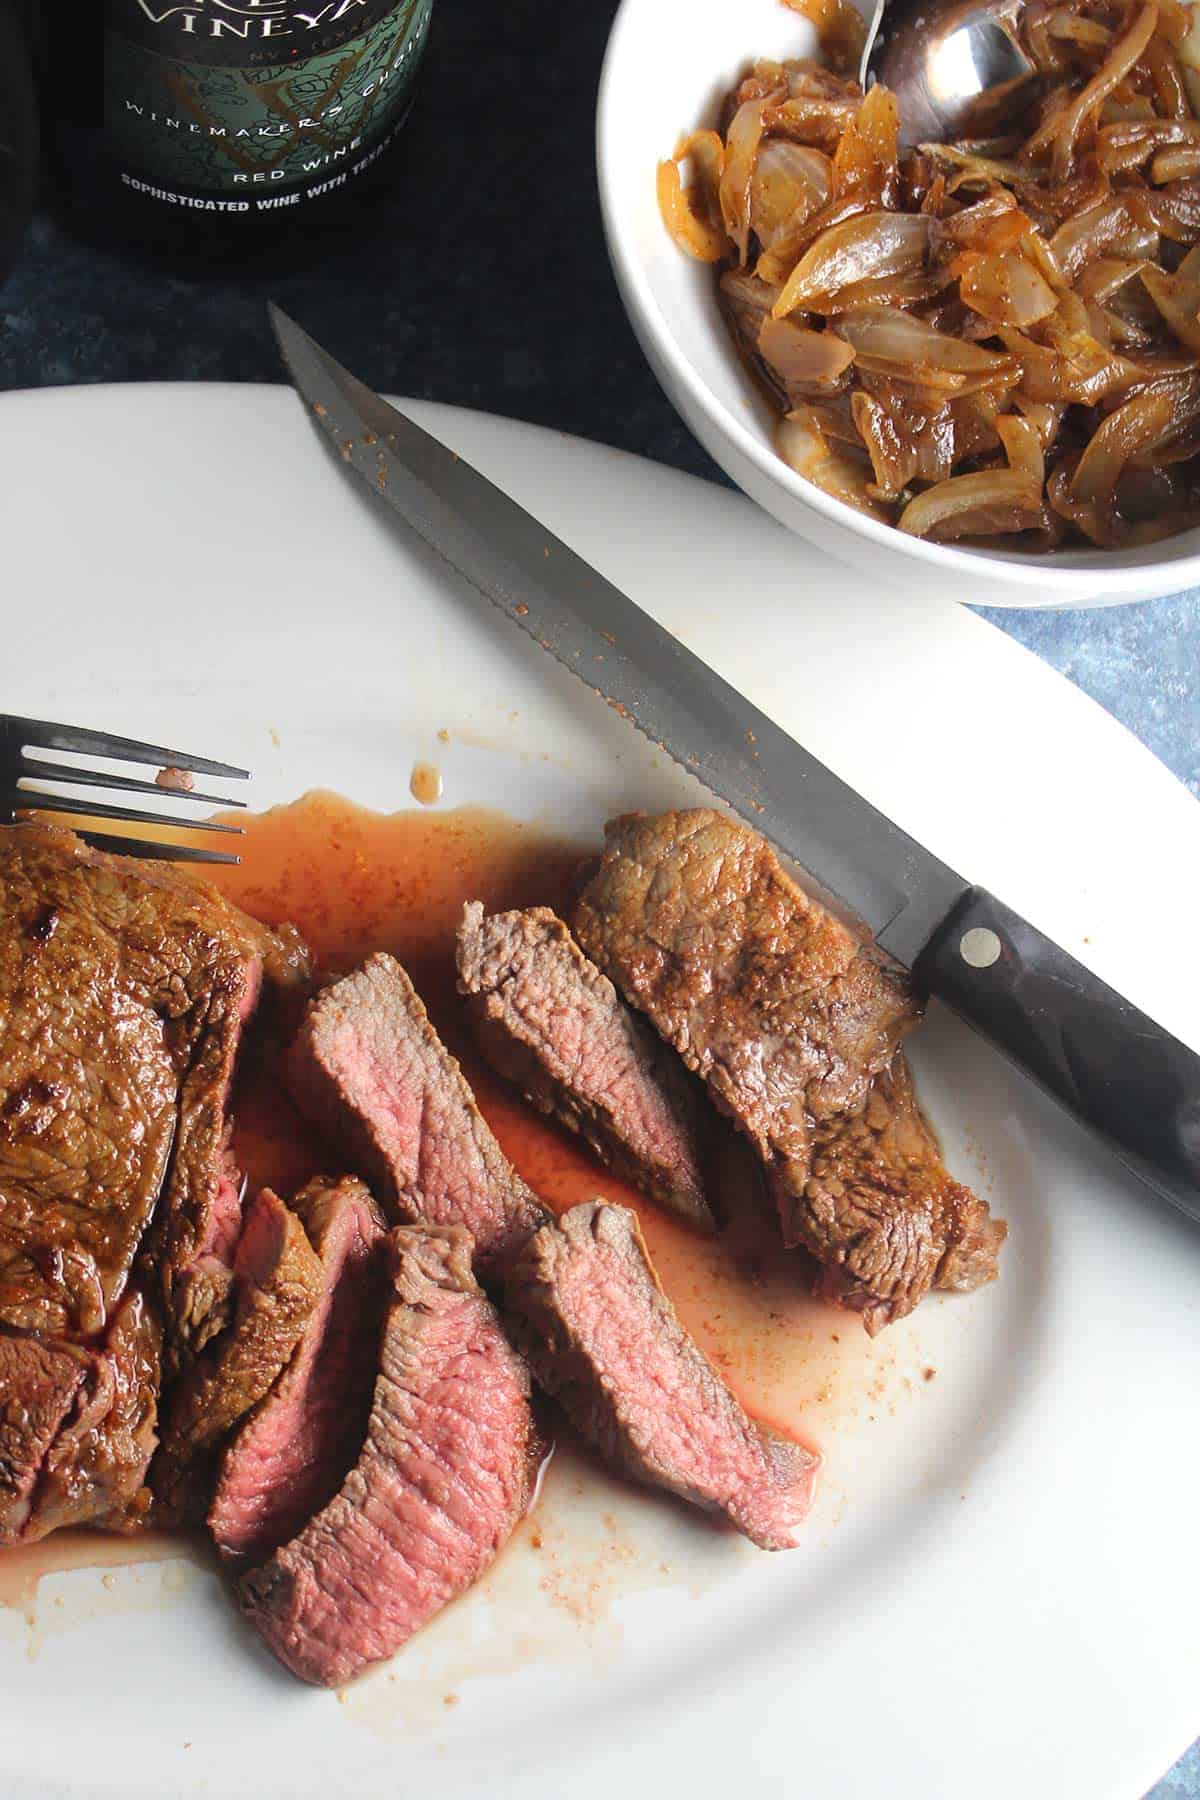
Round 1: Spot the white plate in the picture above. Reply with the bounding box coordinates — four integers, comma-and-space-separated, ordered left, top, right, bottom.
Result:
1, 384, 1198, 1800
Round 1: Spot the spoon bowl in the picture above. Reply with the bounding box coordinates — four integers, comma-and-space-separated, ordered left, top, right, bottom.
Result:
860, 0, 1038, 146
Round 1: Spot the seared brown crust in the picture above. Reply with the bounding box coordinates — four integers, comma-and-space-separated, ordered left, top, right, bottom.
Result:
804, 1057, 1006, 1333
0, 821, 309, 1355
456, 902, 716, 1231
152, 1189, 322, 1520
574, 809, 1004, 1329
286, 952, 548, 1277
504, 1201, 818, 1549
239, 1224, 544, 1687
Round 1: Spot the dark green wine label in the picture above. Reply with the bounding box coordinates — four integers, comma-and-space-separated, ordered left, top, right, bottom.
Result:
106, 0, 432, 197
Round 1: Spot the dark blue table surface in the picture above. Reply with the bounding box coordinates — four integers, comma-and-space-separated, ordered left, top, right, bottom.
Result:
2, 5, 1196, 1790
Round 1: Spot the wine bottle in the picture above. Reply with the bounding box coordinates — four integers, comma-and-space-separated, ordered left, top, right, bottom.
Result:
0, 0, 37, 285
33, 0, 434, 271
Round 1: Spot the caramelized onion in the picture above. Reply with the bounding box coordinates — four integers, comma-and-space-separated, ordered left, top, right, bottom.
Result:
996, 412, 1047, 482
1151, 146, 1200, 181
772, 211, 932, 315
851, 390, 916, 494
1049, 196, 1135, 278
1140, 263, 1200, 349
720, 268, 785, 355
1015, 395, 1067, 449
832, 84, 900, 205
1031, 3, 1160, 178
1077, 256, 1148, 301
722, 97, 779, 265
834, 306, 1020, 391
898, 469, 1045, 539
998, 321, 1131, 402
781, 0, 867, 75
818, 269, 952, 310
938, 191, 1032, 252
759, 315, 856, 390
750, 140, 833, 249
657, 157, 730, 263
956, 247, 1061, 325
664, 6, 1200, 548
1128, 175, 1200, 237
777, 412, 890, 517
1053, 387, 1174, 540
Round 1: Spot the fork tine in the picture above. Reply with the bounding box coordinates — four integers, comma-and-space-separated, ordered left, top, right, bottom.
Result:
5, 716, 249, 780
13, 792, 244, 834
72, 828, 242, 867
19, 756, 248, 809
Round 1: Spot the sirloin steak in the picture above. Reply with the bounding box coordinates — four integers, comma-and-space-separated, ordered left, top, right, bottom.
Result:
806, 1056, 1007, 1332
210, 1176, 388, 1566
574, 810, 1004, 1329
456, 902, 715, 1232
153, 1187, 322, 1520
505, 1201, 818, 1549
286, 953, 548, 1277
0, 823, 309, 1539
0, 822, 308, 1353
25, 1289, 163, 1539
0, 1334, 86, 1546
240, 1224, 543, 1687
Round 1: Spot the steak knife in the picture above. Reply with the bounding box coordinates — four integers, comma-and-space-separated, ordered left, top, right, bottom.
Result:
269, 304, 1200, 1227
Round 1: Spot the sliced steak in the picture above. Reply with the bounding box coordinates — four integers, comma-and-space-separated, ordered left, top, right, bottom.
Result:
0, 821, 309, 1355
24, 1290, 163, 1540
0, 1334, 85, 1546
505, 1201, 818, 1549
286, 953, 548, 1277
210, 1176, 388, 1566
456, 903, 716, 1232
240, 1225, 543, 1687
153, 1188, 322, 1519
806, 1055, 1007, 1332
574, 809, 1003, 1327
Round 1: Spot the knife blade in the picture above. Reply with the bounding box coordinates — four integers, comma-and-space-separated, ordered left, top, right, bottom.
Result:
268, 304, 963, 968
269, 304, 1200, 1227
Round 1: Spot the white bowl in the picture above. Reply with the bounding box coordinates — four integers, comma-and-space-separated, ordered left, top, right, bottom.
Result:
597, 0, 1200, 608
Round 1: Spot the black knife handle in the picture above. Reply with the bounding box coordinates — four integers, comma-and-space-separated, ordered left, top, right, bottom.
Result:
916, 887, 1200, 1225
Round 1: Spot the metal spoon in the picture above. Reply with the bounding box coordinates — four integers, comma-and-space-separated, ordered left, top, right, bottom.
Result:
860, 0, 1038, 148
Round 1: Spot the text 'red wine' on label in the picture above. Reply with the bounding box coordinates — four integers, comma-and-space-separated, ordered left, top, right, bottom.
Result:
105, 0, 433, 203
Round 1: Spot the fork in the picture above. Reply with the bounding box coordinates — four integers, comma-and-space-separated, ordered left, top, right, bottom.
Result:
0, 714, 248, 865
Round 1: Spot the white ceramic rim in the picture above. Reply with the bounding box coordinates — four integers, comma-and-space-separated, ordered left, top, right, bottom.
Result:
595, 0, 1200, 601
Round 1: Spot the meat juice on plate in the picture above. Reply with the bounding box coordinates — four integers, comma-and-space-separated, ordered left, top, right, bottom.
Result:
0, 1527, 196, 1625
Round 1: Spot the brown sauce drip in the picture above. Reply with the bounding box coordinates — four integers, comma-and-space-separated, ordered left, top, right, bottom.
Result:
408, 762, 443, 807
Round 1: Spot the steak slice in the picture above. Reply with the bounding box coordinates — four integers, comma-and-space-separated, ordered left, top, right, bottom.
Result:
23, 1289, 163, 1541
286, 952, 548, 1278
574, 809, 1003, 1328
456, 903, 716, 1232
0, 821, 309, 1355
210, 1176, 388, 1566
806, 1056, 1007, 1333
239, 1225, 543, 1687
153, 1188, 322, 1519
505, 1201, 818, 1549
0, 1334, 86, 1546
